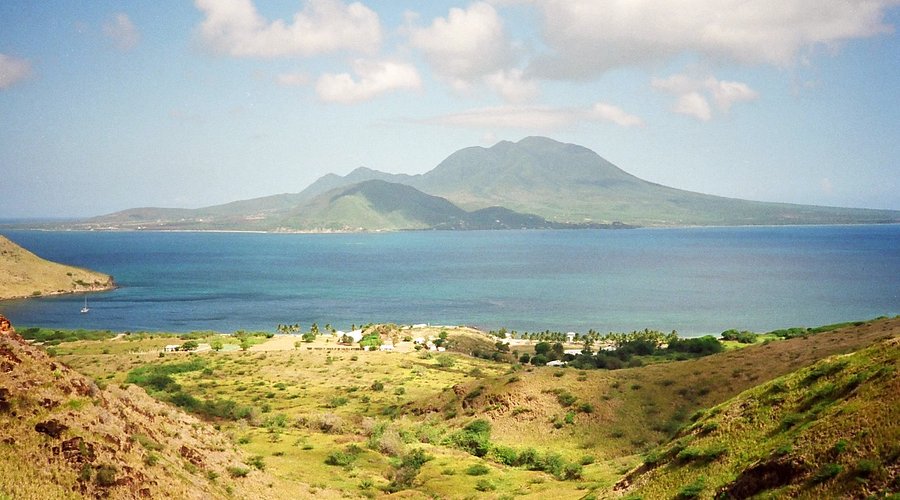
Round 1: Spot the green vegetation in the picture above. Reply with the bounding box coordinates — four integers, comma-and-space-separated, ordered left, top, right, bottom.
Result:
35, 316, 897, 499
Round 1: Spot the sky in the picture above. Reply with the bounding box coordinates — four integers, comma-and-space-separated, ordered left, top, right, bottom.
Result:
1, 0, 899, 218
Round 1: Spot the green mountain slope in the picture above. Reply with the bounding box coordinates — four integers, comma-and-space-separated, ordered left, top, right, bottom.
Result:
620, 336, 900, 499
410, 136, 900, 225
279, 179, 595, 231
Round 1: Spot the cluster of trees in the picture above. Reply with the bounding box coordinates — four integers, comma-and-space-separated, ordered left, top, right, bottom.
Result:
721, 329, 759, 343
514, 331, 724, 369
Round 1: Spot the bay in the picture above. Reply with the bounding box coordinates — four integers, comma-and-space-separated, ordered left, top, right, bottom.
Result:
0, 225, 898, 335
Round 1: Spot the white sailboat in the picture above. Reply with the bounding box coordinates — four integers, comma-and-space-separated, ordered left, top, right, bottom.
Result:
80, 296, 90, 314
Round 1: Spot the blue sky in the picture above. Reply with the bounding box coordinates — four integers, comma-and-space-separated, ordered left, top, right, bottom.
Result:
1, 0, 898, 218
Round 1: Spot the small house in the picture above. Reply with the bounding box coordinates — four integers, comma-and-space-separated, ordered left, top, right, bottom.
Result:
546, 360, 567, 367
164, 345, 180, 353
563, 349, 582, 356
565, 332, 577, 343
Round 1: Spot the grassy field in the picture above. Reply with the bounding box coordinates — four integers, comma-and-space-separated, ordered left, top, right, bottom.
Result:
38, 317, 896, 499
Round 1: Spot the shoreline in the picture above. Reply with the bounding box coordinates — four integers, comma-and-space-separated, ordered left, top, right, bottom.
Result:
0, 282, 118, 302
4, 220, 900, 235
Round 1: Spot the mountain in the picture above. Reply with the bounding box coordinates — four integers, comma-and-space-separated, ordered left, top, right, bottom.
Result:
0, 316, 281, 499
279, 179, 601, 231
38, 136, 900, 231
0, 234, 115, 300
321, 137, 900, 226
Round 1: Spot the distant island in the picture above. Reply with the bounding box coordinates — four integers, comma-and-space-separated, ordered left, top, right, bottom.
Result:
17, 137, 900, 232
0, 235, 115, 300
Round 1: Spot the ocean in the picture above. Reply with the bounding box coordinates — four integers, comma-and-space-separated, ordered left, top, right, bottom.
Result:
1, 225, 898, 336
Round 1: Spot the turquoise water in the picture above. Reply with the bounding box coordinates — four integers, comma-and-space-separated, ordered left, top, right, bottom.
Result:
1, 226, 898, 335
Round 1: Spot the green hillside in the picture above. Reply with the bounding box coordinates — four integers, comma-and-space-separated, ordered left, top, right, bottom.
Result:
621, 336, 899, 499
279, 179, 597, 231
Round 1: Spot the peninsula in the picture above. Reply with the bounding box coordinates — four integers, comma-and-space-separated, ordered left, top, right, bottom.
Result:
0, 234, 115, 300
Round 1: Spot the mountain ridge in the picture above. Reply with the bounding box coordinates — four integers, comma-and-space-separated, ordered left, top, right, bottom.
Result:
25, 136, 900, 231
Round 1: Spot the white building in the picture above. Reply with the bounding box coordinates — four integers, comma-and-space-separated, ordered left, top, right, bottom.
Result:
164, 345, 180, 353
565, 332, 577, 343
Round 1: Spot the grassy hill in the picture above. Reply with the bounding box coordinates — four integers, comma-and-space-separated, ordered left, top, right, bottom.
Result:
0, 234, 115, 300
29, 317, 896, 499
0, 319, 329, 499
620, 335, 899, 499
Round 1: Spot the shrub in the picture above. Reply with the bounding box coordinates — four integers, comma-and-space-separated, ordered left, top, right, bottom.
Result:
386, 448, 432, 492
436, 354, 456, 368
475, 479, 496, 492
227, 466, 250, 478
676, 477, 705, 499
811, 463, 843, 484
325, 450, 357, 467
94, 465, 117, 487
855, 459, 878, 478
247, 455, 265, 470
490, 446, 518, 466
450, 419, 492, 457
465, 464, 490, 476
555, 391, 576, 407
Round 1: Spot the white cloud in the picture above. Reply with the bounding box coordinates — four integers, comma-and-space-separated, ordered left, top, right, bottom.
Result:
0, 53, 32, 90
653, 73, 758, 121
589, 103, 645, 128
673, 92, 713, 121
194, 0, 381, 58
428, 102, 642, 129
485, 69, 538, 103
521, 0, 899, 78
276, 72, 310, 87
316, 59, 421, 103
409, 2, 514, 82
103, 13, 140, 51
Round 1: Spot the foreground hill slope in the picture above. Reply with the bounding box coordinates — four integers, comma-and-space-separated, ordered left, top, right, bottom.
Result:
0, 318, 296, 499
0, 235, 115, 300
621, 336, 899, 498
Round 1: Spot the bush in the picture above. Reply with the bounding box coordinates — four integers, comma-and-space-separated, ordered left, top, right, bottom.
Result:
325, 450, 358, 467
227, 466, 250, 478
811, 463, 843, 483
247, 455, 265, 470
450, 420, 492, 457
465, 464, 490, 476
667, 336, 723, 355
676, 477, 705, 499
490, 445, 518, 466
94, 465, 117, 487
475, 479, 496, 492
386, 448, 432, 492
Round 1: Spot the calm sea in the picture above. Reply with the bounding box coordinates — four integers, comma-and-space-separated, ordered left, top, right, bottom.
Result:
1, 226, 898, 336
